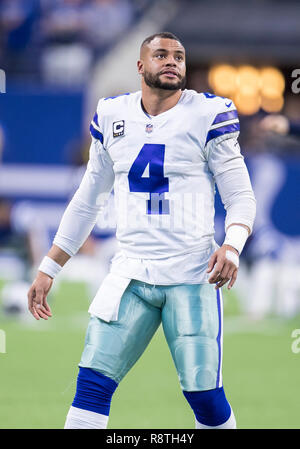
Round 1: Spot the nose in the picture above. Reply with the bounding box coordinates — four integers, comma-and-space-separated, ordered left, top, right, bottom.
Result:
165, 55, 177, 66
166, 61, 177, 67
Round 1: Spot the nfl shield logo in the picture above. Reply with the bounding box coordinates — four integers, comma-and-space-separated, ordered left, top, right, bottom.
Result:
145, 123, 153, 133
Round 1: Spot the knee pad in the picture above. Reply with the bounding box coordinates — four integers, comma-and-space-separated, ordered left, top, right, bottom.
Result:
72, 367, 118, 416
183, 386, 231, 427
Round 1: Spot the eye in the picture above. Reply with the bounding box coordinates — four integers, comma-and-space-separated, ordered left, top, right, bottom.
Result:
156, 54, 166, 59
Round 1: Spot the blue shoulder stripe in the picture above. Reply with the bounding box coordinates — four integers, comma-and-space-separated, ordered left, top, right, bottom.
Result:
212, 109, 238, 126
206, 122, 240, 145
90, 123, 104, 143
93, 112, 99, 127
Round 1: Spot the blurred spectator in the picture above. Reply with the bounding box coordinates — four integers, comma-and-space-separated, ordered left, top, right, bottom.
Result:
0, 0, 41, 78
0, 197, 32, 318
237, 110, 300, 156
259, 114, 300, 138
0, 0, 148, 85
40, 0, 85, 46
40, 0, 92, 86
0, 196, 69, 319
81, 0, 133, 51
0, 197, 44, 280
39, 0, 135, 87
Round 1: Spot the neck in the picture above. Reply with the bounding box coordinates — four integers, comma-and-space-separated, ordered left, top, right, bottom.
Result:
141, 83, 183, 116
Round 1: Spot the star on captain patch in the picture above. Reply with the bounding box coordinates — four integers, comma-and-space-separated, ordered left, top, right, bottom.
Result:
145, 123, 153, 133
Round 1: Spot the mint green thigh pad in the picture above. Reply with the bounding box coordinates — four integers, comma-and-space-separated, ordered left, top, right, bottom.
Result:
79, 281, 161, 383
162, 283, 221, 392
79, 281, 222, 391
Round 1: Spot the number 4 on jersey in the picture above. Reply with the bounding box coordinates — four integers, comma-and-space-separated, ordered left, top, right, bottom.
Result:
128, 143, 170, 214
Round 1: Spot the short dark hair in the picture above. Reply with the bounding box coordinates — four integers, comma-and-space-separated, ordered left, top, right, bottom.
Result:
140, 32, 182, 50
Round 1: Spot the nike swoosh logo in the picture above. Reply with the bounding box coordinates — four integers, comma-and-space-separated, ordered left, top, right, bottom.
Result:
225, 101, 232, 108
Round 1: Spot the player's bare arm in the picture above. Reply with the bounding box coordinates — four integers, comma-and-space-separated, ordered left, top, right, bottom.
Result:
27, 244, 70, 320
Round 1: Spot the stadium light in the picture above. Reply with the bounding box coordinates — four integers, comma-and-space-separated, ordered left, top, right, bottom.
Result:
208, 64, 285, 115
234, 91, 261, 115
260, 67, 285, 99
208, 64, 237, 97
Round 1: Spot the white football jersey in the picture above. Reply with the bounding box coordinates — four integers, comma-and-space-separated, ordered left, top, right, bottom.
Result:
89, 89, 241, 259
54, 90, 255, 321
54, 88, 256, 295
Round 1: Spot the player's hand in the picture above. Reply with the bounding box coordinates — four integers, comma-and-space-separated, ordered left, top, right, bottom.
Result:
27, 272, 53, 320
207, 245, 239, 290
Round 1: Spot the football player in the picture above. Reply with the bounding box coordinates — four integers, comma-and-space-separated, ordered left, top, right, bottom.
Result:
28, 32, 256, 429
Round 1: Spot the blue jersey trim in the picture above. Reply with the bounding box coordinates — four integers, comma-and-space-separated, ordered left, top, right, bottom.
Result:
93, 112, 99, 127
203, 92, 218, 99
206, 122, 240, 145
90, 123, 104, 143
212, 109, 238, 125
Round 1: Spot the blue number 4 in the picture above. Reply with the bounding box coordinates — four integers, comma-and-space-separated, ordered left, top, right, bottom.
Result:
128, 144, 169, 214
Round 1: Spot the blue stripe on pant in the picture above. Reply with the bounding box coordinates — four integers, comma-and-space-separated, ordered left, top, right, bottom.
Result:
216, 288, 223, 388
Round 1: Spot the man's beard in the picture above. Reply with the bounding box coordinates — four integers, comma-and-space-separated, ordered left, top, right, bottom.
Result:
143, 69, 186, 91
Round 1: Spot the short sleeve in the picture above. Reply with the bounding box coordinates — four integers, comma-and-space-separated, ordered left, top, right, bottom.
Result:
205, 99, 240, 147
205, 100, 244, 176
89, 99, 105, 145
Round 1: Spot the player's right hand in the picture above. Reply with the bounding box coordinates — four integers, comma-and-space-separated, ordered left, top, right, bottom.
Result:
207, 244, 239, 290
27, 272, 53, 320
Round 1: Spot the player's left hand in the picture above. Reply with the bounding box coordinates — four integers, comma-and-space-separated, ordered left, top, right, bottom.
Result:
207, 244, 239, 290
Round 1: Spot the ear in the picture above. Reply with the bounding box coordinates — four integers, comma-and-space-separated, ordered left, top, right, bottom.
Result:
137, 60, 144, 75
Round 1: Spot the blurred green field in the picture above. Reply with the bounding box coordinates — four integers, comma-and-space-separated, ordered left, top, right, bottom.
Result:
0, 280, 299, 429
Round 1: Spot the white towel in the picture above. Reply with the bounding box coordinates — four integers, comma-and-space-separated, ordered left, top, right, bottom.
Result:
88, 273, 131, 322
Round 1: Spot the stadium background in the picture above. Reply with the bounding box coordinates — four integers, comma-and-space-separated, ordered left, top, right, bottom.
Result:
0, 0, 300, 429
